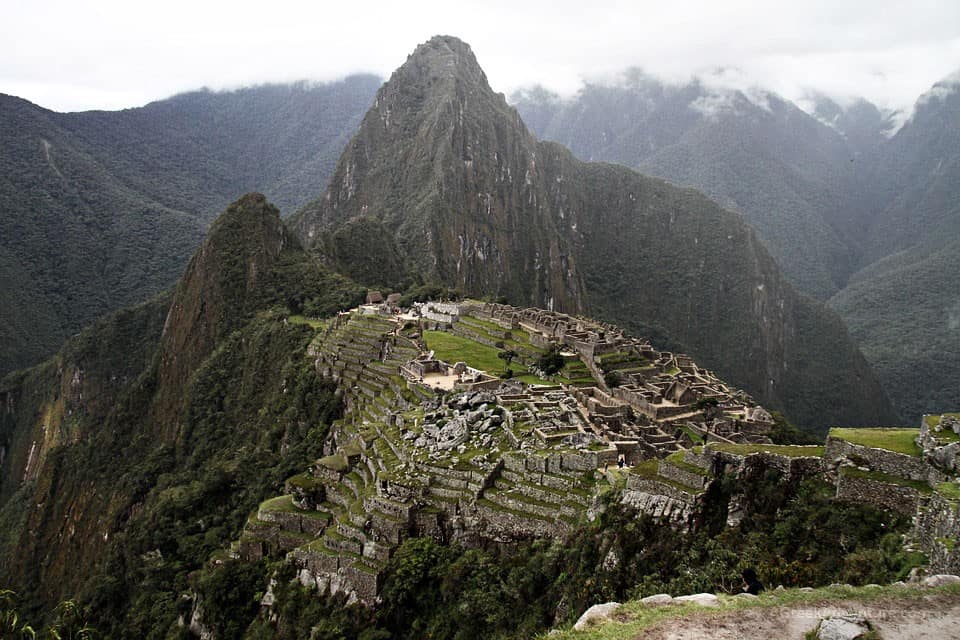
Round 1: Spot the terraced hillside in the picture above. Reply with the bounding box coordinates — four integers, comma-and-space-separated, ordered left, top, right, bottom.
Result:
230, 301, 781, 603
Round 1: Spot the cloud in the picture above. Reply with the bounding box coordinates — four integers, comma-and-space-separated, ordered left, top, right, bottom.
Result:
0, 0, 958, 113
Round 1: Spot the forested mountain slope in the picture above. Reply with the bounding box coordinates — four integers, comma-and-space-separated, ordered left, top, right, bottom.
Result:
829, 74, 960, 420
511, 75, 872, 299
0, 194, 363, 633
0, 77, 378, 377
513, 70, 960, 422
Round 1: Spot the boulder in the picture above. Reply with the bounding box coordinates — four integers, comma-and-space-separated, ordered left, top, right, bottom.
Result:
815, 614, 872, 640
922, 574, 960, 588
734, 592, 758, 599
673, 593, 720, 607
640, 593, 673, 606
572, 602, 621, 630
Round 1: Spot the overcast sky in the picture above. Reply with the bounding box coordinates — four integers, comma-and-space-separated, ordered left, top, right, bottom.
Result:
2, 0, 959, 114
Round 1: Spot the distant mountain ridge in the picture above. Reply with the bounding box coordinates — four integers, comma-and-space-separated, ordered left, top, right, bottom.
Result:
511, 73, 877, 299
828, 73, 960, 420
511, 68, 960, 421
292, 36, 895, 430
0, 76, 379, 376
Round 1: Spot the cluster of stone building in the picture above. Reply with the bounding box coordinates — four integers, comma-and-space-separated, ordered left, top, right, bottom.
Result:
231, 299, 959, 607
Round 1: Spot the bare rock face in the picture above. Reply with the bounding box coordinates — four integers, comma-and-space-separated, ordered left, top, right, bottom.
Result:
572, 602, 621, 630
922, 574, 960, 587
814, 614, 872, 640
673, 593, 721, 607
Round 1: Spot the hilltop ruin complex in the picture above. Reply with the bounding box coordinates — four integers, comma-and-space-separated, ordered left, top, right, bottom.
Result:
234, 301, 960, 605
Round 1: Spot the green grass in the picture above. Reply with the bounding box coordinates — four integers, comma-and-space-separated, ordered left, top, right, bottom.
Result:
317, 453, 349, 472
664, 451, 712, 478
424, 330, 510, 374
630, 459, 700, 493
287, 314, 326, 329
936, 482, 960, 502
708, 443, 825, 458
829, 428, 921, 457
677, 425, 705, 444
258, 495, 301, 513
839, 466, 932, 494
925, 413, 960, 429
285, 472, 326, 491
936, 536, 957, 552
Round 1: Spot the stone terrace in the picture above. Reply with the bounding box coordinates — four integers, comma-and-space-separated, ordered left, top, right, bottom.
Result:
233, 302, 786, 605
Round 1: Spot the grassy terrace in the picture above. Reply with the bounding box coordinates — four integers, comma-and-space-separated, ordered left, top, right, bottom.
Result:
829, 428, 921, 457
839, 466, 932, 494
664, 451, 712, 477
425, 328, 585, 386
707, 443, 825, 458
631, 459, 701, 493
258, 495, 300, 513
936, 482, 960, 502
677, 425, 704, 444
424, 330, 509, 374
287, 314, 326, 329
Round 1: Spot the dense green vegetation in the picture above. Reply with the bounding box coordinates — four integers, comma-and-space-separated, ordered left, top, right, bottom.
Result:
191, 473, 917, 640
1, 591, 98, 639
830, 240, 960, 422
0, 195, 365, 636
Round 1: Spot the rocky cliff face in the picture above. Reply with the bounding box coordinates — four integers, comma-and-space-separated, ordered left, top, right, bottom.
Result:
293, 36, 895, 430
154, 193, 290, 436
292, 36, 585, 312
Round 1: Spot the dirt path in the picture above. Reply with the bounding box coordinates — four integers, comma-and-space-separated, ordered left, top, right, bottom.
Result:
639, 593, 960, 639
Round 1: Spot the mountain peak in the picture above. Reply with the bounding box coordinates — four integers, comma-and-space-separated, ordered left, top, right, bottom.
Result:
395, 34, 489, 89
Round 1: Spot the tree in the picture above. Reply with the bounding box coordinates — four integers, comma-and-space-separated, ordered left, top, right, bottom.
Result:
536, 347, 565, 376
497, 349, 518, 369
604, 370, 623, 388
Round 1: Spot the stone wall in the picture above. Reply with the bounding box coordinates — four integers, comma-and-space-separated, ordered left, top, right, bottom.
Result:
658, 460, 709, 490
835, 472, 924, 516
621, 490, 694, 524
915, 492, 960, 574
503, 450, 602, 474
625, 474, 698, 503
472, 502, 565, 539
700, 448, 823, 481
824, 437, 941, 483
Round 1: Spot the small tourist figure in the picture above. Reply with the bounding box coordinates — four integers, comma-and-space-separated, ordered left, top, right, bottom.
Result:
617, 456, 625, 469
740, 568, 764, 595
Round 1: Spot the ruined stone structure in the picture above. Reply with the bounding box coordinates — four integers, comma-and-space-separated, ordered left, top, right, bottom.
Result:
230, 302, 789, 605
